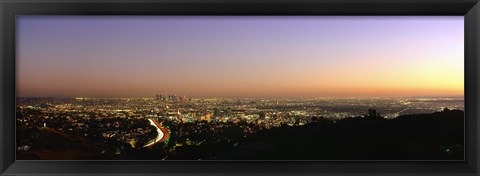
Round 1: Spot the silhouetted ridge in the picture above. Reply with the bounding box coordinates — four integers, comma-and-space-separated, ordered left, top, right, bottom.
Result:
219, 110, 464, 160
16, 127, 103, 159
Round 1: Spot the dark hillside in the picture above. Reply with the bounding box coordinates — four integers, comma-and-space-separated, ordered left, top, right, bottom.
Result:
220, 110, 464, 160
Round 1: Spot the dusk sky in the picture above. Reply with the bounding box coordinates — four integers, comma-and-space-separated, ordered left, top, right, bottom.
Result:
17, 16, 464, 98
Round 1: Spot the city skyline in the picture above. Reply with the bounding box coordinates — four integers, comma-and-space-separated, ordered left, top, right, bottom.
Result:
17, 16, 464, 98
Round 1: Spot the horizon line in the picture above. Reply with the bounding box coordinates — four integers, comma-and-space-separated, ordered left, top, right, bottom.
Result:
16, 95, 466, 99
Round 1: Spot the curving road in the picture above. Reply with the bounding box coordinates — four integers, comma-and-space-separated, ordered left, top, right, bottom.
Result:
143, 118, 169, 148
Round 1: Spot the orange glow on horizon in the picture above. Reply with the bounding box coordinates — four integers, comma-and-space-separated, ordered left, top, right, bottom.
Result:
16, 16, 464, 98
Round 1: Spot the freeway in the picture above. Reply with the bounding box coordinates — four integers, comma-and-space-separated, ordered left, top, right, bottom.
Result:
143, 118, 169, 148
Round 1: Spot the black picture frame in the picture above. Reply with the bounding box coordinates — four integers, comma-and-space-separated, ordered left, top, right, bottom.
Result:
1, 0, 479, 175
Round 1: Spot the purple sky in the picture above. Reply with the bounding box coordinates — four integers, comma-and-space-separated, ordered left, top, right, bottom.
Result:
17, 16, 464, 98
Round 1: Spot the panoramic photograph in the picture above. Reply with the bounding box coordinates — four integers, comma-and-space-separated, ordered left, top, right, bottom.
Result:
16, 16, 464, 160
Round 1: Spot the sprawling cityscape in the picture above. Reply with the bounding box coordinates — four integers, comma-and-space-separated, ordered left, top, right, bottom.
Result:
16, 95, 464, 160
16, 16, 464, 160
